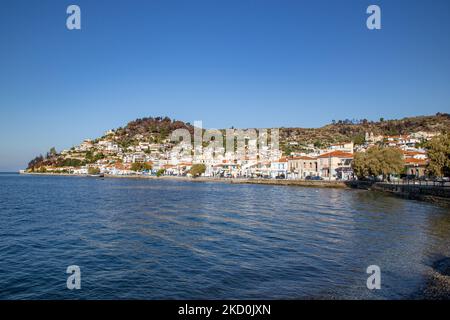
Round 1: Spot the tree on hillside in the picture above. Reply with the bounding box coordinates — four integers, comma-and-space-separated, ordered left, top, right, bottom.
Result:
426, 132, 450, 177
88, 167, 100, 175
352, 134, 365, 145
47, 147, 57, 158
131, 162, 152, 172
352, 146, 404, 181
27, 155, 44, 170
57, 158, 84, 167
189, 164, 206, 177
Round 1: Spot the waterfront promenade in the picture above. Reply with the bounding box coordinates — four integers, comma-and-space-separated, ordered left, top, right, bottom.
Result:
20, 172, 349, 188
19, 172, 450, 205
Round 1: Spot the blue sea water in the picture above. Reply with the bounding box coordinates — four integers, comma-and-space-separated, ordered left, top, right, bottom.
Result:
0, 173, 449, 299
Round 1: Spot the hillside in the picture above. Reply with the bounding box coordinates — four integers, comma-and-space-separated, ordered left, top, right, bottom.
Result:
280, 113, 450, 153
27, 113, 450, 170
111, 116, 194, 149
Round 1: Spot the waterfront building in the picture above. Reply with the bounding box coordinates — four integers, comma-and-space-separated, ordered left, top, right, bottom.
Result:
270, 158, 288, 179
287, 156, 318, 179
317, 151, 353, 180
404, 158, 428, 177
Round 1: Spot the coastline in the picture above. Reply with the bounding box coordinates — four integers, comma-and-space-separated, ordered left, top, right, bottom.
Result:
18, 172, 450, 201
19, 172, 350, 188
19, 172, 450, 206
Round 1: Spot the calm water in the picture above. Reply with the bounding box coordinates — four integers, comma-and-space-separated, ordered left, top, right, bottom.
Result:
0, 173, 449, 299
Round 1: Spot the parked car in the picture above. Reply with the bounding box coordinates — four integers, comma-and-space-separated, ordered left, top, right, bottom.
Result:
305, 175, 323, 181
400, 174, 417, 180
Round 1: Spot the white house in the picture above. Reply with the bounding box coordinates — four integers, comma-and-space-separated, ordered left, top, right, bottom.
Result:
270, 158, 288, 178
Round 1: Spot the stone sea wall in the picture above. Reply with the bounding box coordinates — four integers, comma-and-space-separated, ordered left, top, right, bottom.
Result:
347, 180, 450, 205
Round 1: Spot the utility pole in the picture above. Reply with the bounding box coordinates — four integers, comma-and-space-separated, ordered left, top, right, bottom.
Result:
329, 154, 331, 182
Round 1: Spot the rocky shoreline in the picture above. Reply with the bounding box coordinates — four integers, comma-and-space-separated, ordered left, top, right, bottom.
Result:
412, 258, 450, 300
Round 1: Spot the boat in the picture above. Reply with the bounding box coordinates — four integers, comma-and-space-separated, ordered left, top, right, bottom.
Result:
87, 173, 104, 178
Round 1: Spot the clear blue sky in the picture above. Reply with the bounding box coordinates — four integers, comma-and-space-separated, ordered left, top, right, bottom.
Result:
1, 0, 450, 171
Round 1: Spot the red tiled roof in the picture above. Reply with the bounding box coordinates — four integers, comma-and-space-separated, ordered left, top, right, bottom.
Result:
402, 150, 426, 156
404, 158, 428, 165
317, 151, 353, 158
290, 156, 317, 160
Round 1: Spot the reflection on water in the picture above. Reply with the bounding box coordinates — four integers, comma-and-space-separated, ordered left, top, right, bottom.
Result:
0, 173, 449, 299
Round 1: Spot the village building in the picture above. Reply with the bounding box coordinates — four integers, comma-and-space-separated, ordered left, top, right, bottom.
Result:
328, 142, 354, 154
317, 151, 354, 180
270, 158, 288, 179
365, 132, 384, 144
404, 158, 428, 177
287, 156, 318, 179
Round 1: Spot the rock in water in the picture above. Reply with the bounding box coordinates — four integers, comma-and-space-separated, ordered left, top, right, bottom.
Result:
434, 258, 450, 276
